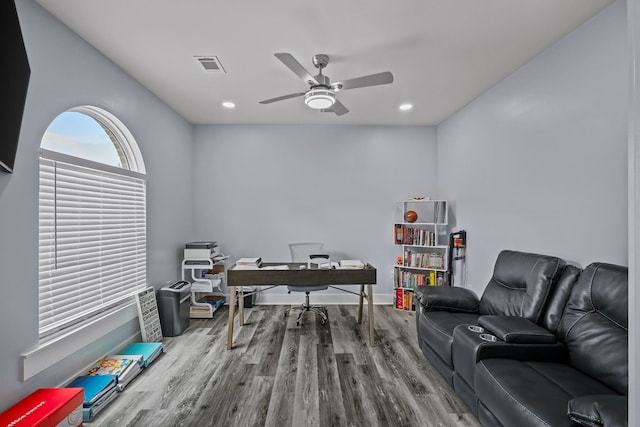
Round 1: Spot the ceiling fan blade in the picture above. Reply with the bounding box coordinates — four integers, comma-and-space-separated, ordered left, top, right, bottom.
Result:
259, 92, 305, 104
323, 99, 349, 116
331, 71, 394, 91
274, 53, 319, 85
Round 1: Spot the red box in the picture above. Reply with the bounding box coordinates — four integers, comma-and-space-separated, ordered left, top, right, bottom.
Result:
0, 388, 83, 427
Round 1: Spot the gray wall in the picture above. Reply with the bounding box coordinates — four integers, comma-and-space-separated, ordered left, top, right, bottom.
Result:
628, 0, 639, 423
1, 0, 635, 422
192, 125, 437, 302
437, 0, 628, 293
0, 0, 194, 410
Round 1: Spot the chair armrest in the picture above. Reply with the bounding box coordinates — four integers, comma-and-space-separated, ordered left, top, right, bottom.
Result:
478, 315, 557, 344
415, 286, 479, 313
567, 395, 627, 427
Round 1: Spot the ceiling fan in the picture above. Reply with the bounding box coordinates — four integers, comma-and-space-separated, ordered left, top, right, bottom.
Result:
259, 53, 394, 116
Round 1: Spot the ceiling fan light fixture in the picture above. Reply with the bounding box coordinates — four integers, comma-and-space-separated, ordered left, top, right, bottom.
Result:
304, 88, 336, 109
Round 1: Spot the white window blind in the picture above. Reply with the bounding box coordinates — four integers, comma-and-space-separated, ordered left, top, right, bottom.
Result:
38, 155, 147, 339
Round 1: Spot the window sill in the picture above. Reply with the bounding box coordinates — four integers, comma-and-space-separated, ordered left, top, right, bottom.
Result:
21, 303, 138, 381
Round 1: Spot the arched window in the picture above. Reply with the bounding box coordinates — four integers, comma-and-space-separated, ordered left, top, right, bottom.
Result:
38, 106, 146, 341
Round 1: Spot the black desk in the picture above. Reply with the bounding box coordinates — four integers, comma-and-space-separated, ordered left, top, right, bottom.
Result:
226, 262, 377, 350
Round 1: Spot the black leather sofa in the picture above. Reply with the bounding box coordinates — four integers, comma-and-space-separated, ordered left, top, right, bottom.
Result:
415, 250, 628, 427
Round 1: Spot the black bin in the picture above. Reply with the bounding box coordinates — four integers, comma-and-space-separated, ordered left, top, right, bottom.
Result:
157, 281, 191, 336
236, 287, 254, 308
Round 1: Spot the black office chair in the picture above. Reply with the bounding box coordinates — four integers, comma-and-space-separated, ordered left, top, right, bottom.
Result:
288, 242, 329, 326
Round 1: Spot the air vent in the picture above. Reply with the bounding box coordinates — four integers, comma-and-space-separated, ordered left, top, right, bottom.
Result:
194, 56, 226, 74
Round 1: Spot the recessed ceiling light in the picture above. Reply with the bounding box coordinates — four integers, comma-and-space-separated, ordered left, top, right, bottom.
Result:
399, 103, 413, 111
222, 101, 236, 109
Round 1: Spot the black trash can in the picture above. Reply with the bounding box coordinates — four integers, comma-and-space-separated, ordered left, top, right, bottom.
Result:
236, 287, 254, 308
244, 292, 254, 308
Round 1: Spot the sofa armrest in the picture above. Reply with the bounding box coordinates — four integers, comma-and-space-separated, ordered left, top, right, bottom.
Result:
453, 324, 567, 386
478, 315, 557, 344
415, 286, 479, 313
567, 395, 627, 427
453, 324, 567, 366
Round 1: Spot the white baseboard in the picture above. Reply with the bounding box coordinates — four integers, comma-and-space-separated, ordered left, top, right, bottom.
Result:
21, 303, 138, 381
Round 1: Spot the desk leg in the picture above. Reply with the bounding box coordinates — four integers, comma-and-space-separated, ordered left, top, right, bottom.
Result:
239, 287, 245, 326
357, 284, 364, 324
367, 284, 375, 346
227, 285, 236, 350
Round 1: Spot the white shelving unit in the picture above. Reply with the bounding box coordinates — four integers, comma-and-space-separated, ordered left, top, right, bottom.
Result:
393, 199, 449, 311
182, 257, 226, 318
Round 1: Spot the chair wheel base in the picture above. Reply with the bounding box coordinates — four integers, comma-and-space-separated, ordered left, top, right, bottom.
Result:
291, 304, 328, 327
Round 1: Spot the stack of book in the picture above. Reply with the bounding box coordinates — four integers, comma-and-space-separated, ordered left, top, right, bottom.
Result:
84, 355, 144, 391
118, 342, 164, 368
59, 342, 164, 423
66, 374, 118, 422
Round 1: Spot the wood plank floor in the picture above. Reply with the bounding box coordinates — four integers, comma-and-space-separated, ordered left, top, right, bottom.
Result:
92, 305, 481, 427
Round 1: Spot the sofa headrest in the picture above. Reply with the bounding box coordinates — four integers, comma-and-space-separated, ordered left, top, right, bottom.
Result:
479, 250, 566, 323
541, 265, 581, 333
558, 262, 628, 395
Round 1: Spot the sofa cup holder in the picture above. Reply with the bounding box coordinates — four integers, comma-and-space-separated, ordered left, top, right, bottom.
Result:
468, 325, 485, 333
479, 333, 498, 342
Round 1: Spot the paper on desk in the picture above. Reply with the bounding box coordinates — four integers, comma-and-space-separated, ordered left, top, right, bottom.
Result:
339, 260, 365, 269
233, 264, 260, 270
260, 265, 290, 270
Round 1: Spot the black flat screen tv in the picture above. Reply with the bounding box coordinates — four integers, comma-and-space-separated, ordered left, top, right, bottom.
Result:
1, 0, 31, 173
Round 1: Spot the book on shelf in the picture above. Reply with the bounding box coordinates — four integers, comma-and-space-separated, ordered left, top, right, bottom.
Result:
403, 250, 445, 269
395, 269, 447, 289
394, 224, 436, 246
66, 374, 117, 406
393, 288, 415, 311
394, 288, 404, 310
403, 290, 414, 311
118, 342, 164, 368
434, 201, 447, 223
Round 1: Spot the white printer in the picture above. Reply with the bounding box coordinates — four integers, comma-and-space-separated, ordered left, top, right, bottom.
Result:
183, 241, 219, 260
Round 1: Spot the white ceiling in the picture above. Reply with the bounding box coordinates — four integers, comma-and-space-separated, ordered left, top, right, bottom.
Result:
36, 0, 613, 126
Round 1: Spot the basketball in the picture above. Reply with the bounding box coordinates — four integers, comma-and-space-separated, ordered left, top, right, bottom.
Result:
404, 210, 418, 223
